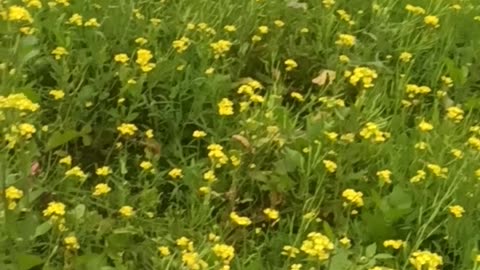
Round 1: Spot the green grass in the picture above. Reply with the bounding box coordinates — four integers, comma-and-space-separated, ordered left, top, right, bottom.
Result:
1, 0, 480, 269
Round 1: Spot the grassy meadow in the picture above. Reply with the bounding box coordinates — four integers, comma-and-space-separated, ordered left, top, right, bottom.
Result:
1, 0, 480, 269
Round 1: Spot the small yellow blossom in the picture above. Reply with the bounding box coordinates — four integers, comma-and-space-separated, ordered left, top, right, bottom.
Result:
300, 232, 334, 261
258, 25, 269, 34
65, 166, 87, 181
449, 205, 465, 218
399, 52, 413, 63
323, 160, 337, 173
230, 212, 252, 226
193, 130, 207, 138
140, 161, 154, 171
168, 168, 183, 179
64, 236, 80, 251
409, 251, 443, 270
284, 59, 298, 71
84, 18, 100, 27
342, 189, 364, 207
49, 89, 65, 100
59, 155, 72, 166
92, 183, 111, 196
212, 243, 235, 264
410, 170, 426, 183
418, 120, 433, 132
377, 170, 392, 184
218, 98, 234, 116
96, 166, 112, 176
335, 34, 356, 47
158, 246, 170, 256
383, 240, 404, 249
114, 53, 129, 64
424, 15, 440, 28
43, 201, 66, 217
224, 25, 237, 32
119, 206, 134, 218
172, 37, 190, 53
290, 92, 304, 102
51, 47, 68, 60
263, 208, 280, 221
117, 123, 138, 136
282, 245, 300, 258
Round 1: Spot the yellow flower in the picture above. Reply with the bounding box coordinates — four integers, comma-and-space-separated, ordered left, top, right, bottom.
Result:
258, 25, 269, 34
114, 53, 129, 64
95, 166, 112, 176
424, 15, 440, 28
59, 155, 72, 166
230, 212, 252, 226
210, 40, 232, 58
445, 106, 464, 123
450, 149, 463, 159
405, 4, 425, 15
427, 163, 448, 178
441, 76, 453, 88
212, 244, 235, 264
65, 166, 87, 181
18, 123, 36, 138
383, 239, 404, 249
342, 189, 364, 207
290, 91, 304, 102
176, 236, 193, 250
409, 251, 443, 270
448, 205, 465, 218
49, 89, 65, 100
67, 13, 83, 26
376, 170, 392, 184
27, 0, 43, 8
64, 236, 80, 251
19, 27, 35, 35
274, 20, 285, 28
340, 133, 355, 143
193, 130, 207, 138
84, 18, 100, 27
339, 54, 350, 63
322, 0, 335, 9
399, 52, 413, 63
325, 132, 338, 142
335, 34, 356, 47
135, 37, 148, 46
150, 18, 161, 26
92, 183, 111, 196
140, 161, 154, 171
7, 6, 33, 23
172, 37, 190, 53
418, 120, 433, 132
135, 49, 153, 65
300, 232, 334, 261
145, 129, 154, 138
168, 168, 183, 179
203, 170, 217, 183
339, 237, 351, 248
158, 246, 170, 256
230, 155, 241, 167
290, 264, 303, 270
218, 98, 234, 116
205, 67, 215, 75
119, 206, 134, 218
348, 67, 378, 88
415, 142, 428, 150
5, 186, 24, 210
282, 245, 300, 258
284, 59, 298, 71
323, 160, 337, 173
43, 201, 66, 217
208, 144, 229, 167
224, 25, 237, 32
117, 123, 138, 136
468, 136, 480, 151
410, 170, 426, 183
51, 47, 68, 60
263, 208, 280, 221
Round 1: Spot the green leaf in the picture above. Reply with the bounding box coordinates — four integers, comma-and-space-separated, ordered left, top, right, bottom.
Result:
329, 248, 353, 270
365, 243, 377, 258
387, 186, 412, 210
46, 130, 80, 151
282, 147, 304, 172
15, 254, 43, 270
33, 222, 52, 239
73, 204, 86, 220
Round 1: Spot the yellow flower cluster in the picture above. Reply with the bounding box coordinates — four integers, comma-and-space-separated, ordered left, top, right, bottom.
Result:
230, 212, 252, 226
405, 4, 425, 15
405, 84, 431, 99
168, 168, 183, 180
337, 10, 355, 25
43, 201, 66, 218
208, 144, 229, 167
172, 37, 191, 53
448, 205, 465, 218
236, 79, 265, 106
323, 159, 337, 173
119, 205, 134, 218
284, 59, 298, 71
212, 243, 235, 265
4, 186, 24, 210
335, 34, 356, 47
117, 123, 138, 136
135, 49, 156, 72
7, 6, 33, 23
359, 122, 390, 143
65, 166, 87, 182
426, 163, 448, 178
210, 40, 232, 58
64, 236, 80, 251
345, 67, 378, 88
446, 106, 464, 123
282, 245, 300, 258
218, 98, 234, 116
383, 239, 404, 249
51, 47, 68, 60
409, 250, 443, 270
376, 169, 392, 184
300, 232, 334, 261
93, 183, 111, 196
0, 93, 40, 112
342, 189, 364, 207
410, 170, 426, 183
